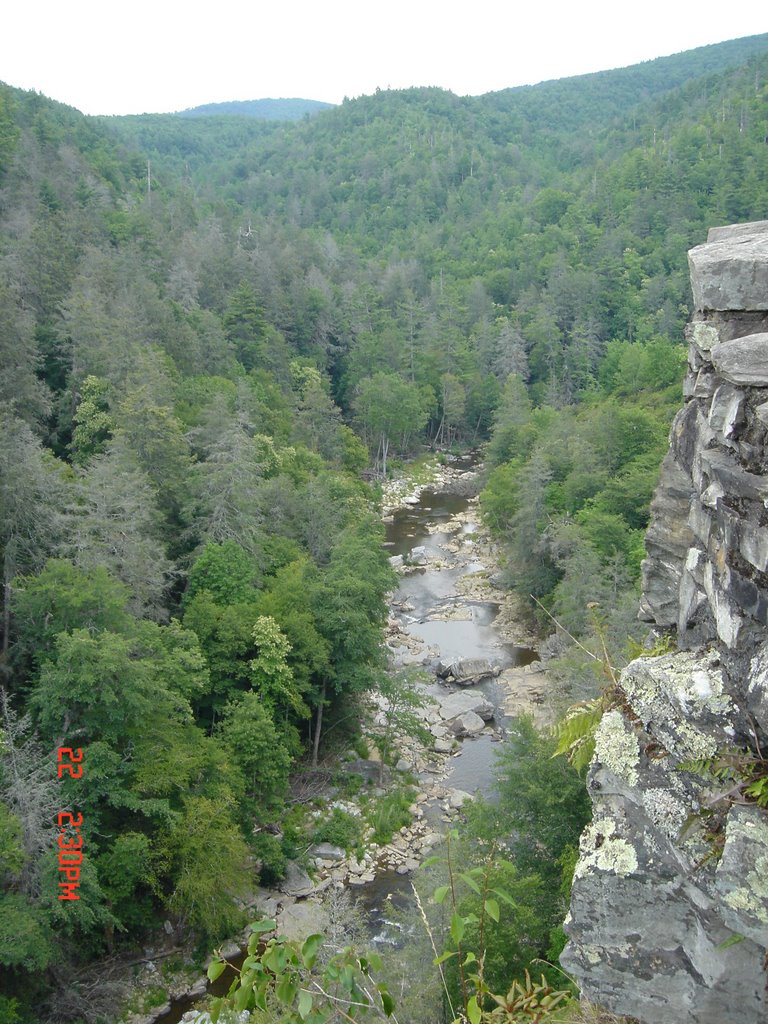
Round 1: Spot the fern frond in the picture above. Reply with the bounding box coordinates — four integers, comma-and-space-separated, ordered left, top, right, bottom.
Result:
569, 737, 597, 773
744, 776, 768, 807
553, 700, 604, 769
676, 755, 720, 778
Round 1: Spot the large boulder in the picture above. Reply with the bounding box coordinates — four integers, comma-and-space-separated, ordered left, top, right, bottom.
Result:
278, 862, 315, 898
438, 691, 495, 722
342, 758, 390, 783
446, 788, 474, 809
449, 711, 485, 737
710, 332, 768, 386
277, 900, 330, 942
409, 545, 428, 565
441, 658, 498, 685
309, 843, 345, 864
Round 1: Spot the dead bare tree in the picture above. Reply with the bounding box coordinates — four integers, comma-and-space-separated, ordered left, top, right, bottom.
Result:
0, 687, 60, 895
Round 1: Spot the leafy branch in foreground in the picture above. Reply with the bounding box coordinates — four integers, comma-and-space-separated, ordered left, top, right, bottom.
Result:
423, 834, 571, 1023
205, 919, 398, 1023
207, 840, 572, 1024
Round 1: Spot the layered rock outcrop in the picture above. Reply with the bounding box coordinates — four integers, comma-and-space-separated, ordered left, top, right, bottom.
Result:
562, 223, 768, 1024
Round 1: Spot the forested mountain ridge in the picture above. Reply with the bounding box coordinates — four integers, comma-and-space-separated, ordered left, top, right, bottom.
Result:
0, 31, 767, 1022
99, 34, 768, 415
175, 97, 335, 120
484, 32, 768, 135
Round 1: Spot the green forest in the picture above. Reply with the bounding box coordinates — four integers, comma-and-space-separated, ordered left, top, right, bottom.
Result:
1, 29, 767, 1024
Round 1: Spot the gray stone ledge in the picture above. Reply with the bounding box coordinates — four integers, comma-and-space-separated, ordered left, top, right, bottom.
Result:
710, 332, 768, 386
707, 220, 768, 242
689, 234, 768, 312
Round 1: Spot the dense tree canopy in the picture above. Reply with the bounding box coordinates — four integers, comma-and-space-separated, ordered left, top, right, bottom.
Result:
0, 31, 767, 1016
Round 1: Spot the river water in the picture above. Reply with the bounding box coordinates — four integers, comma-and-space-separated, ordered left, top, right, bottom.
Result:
157, 467, 536, 1021
360, 469, 537, 942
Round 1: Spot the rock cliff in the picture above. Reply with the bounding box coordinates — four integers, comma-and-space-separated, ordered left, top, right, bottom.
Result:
562, 222, 768, 1024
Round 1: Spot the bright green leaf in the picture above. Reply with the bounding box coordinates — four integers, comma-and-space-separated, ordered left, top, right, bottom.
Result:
276, 974, 299, 1005
467, 995, 482, 1024
251, 918, 277, 934
298, 989, 313, 1019
207, 959, 226, 983
450, 912, 465, 945
458, 872, 481, 895
233, 980, 253, 1013
301, 933, 324, 967
434, 885, 450, 904
254, 981, 269, 1011
491, 887, 517, 907
380, 990, 395, 1016
485, 898, 500, 923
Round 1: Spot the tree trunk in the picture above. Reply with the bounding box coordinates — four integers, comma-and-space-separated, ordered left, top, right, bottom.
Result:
311, 679, 327, 768
1, 568, 11, 680
2, 581, 9, 658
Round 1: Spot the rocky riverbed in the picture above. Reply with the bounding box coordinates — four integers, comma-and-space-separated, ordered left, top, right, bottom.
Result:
382, 459, 551, 724
124, 456, 551, 1024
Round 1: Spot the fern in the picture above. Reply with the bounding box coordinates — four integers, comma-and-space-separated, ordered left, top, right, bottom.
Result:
626, 633, 676, 660
677, 747, 768, 808
675, 754, 736, 782
553, 700, 604, 771
744, 775, 768, 808
546, 600, 630, 771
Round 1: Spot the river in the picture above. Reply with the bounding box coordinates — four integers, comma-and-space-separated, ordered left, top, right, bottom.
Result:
154, 461, 539, 1023
362, 462, 538, 940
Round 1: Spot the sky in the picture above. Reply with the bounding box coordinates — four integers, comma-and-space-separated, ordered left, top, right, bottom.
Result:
2, 1, 766, 116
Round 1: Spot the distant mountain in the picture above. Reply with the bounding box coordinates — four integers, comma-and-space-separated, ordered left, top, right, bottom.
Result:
482, 33, 768, 134
174, 97, 335, 120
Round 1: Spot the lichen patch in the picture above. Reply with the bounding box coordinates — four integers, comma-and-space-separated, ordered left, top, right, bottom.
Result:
575, 819, 639, 878
594, 710, 640, 785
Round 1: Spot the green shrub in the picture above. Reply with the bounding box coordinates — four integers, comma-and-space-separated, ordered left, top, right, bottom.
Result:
339, 770, 364, 797
252, 832, 287, 887
0, 997, 21, 1024
313, 807, 364, 853
353, 736, 370, 759
366, 787, 416, 845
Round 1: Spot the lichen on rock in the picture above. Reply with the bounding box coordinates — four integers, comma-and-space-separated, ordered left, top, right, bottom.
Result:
563, 221, 768, 1024
717, 806, 768, 934
593, 710, 639, 785
641, 786, 688, 841
574, 819, 639, 879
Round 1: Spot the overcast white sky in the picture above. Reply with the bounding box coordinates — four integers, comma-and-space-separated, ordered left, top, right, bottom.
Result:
2, 1, 766, 116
